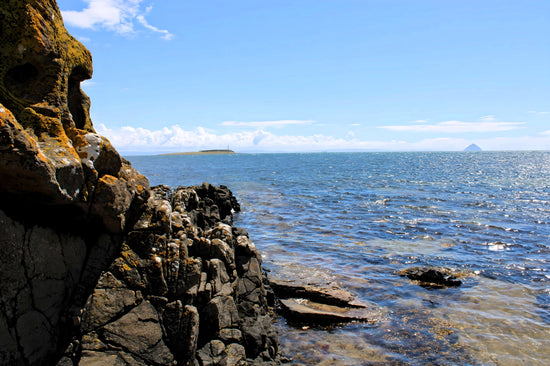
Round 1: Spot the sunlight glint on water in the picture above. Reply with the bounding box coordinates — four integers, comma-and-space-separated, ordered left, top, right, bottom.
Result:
128, 151, 550, 365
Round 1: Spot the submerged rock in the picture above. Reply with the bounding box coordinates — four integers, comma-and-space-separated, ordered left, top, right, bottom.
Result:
398, 267, 462, 288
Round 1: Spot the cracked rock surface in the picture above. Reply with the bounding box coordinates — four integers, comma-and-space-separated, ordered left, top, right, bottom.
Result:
0, 1, 280, 365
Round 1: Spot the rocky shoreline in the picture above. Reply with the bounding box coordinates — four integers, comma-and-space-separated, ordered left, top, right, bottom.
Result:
0, 1, 383, 364
0, 1, 279, 364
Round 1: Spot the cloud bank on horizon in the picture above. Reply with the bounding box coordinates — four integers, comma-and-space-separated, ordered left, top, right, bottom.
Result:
96, 117, 550, 155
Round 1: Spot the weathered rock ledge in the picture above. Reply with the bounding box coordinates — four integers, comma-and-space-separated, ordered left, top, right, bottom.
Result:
267, 267, 380, 326
0, 1, 279, 365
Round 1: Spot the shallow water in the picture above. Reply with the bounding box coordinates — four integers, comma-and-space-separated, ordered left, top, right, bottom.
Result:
128, 151, 550, 365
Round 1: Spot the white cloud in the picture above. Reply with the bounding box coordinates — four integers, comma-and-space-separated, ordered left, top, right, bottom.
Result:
479, 115, 497, 122
379, 120, 525, 133
136, 15, 174, 40
96, 123, 394, 153
95, 123, 550, 154
61, 0, 174, 39
528, 111, 549, 115
220, 120, 315, 128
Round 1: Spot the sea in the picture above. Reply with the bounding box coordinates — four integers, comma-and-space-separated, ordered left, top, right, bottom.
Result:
127, 151, 550, 366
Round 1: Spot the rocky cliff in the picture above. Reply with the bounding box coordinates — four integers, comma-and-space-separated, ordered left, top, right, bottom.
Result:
0, 1, 278, 365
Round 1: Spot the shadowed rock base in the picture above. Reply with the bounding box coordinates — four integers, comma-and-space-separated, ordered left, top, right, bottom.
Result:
0, 1, 280, 364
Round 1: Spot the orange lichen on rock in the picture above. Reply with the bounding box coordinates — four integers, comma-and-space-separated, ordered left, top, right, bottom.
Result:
0, 0, 149, 232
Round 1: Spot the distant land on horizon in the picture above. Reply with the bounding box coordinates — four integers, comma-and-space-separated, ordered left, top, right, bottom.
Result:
464, 144, 483, 152
159, 149, 236, 156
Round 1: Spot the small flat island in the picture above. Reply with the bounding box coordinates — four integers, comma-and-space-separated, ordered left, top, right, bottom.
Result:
159, 149, 236, 156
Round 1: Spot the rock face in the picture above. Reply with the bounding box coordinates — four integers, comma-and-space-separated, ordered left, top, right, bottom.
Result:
0, 0, 148, 233
0, 1, 279, 365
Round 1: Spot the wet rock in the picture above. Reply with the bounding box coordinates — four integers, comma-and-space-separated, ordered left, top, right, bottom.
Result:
269, 276, 365, 308
279, 298, 378, 324
267, 266, 381, 325
398, 267, 462, 288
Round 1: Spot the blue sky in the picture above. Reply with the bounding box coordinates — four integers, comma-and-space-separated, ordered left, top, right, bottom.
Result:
58, 0, 550, 154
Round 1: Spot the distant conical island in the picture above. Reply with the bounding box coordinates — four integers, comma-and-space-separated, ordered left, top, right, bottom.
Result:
464, 144, 482, 152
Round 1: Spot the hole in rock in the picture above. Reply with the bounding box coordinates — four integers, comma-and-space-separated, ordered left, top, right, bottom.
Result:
68, 66, 89, 129
4, 63, 40, 101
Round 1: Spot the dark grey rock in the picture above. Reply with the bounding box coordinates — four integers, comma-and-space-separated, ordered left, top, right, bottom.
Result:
201, 296, 240, 340
102, 302, 175, 364
80, 272, 141, 332
163, 301, 199, 365
79, 350, 148, 366
197, 340, 226, 366
398, 266, 462, 288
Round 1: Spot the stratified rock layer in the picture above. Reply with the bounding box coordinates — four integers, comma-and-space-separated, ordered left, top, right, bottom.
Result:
0, 1, 279, 365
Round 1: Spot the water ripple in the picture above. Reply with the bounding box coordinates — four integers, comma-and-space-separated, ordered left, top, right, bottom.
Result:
128, 151, 550, 365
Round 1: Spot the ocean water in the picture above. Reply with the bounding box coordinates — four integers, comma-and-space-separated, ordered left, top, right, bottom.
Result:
127, 151, 550, 365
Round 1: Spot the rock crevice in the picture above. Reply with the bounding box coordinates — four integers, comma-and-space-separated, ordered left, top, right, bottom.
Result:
0, 1, 280, 365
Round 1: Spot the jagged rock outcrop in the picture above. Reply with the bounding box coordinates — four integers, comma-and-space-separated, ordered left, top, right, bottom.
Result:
0, 1, 279, 365
71, 185, 279, 366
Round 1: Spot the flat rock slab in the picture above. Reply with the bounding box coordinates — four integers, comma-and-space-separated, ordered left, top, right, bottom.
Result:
269, 276, 366, 308
267, 265, 382, 325
279, 298, 379, 324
